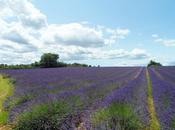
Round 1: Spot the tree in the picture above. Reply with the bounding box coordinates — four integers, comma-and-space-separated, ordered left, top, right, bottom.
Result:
70, 63, 88, 67
31, 61, 40, 68
40, 53, 59, 68
147, 60, 162, 67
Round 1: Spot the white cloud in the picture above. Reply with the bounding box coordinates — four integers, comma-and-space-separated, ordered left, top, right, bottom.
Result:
155, 38, 175, 47
114, 61, 147, 67
40, 23, 130, 47
43, 45, 149, 61
161, 39, 175, 46
152, 34, 159, 38
130, 48, 149, 59
40, 23, 104, 47
152, 34, 175, 47
0, 0, 149, 65
0, 0, 47, 29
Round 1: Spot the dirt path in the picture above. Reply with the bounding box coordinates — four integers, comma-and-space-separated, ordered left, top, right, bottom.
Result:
0, 125, 12, 130
146, 69, 160, 130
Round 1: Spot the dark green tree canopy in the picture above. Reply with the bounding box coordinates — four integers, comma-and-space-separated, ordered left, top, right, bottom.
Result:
147, 60, 162, 67
40, 53, 59, 68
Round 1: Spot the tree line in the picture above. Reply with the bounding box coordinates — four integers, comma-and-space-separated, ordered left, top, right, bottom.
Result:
0, 53, 162, 69
0, 53, 91, 69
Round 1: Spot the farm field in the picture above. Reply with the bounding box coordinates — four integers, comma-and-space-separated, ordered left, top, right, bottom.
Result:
0, 67, 175, 130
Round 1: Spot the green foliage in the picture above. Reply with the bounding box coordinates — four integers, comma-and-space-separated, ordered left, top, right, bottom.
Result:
171, 118, 175, 128
69, 63, 88, 67
6, 95, 34, 111
0, 75, 14, 125
0, 64, 33, 69
65, 95, 84, 110
57, 62, 67, 67
147, 60, 162, 67
92, 103, 143, 130
0, 111, 9, 124
40, 53, 59, 68
31, 61, 40, 67
14, 101, 72, 130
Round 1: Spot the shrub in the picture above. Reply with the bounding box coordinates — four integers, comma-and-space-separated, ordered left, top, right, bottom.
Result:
5, 95, 34, 111
92, 103, 144, 130
14, 101, 73, 130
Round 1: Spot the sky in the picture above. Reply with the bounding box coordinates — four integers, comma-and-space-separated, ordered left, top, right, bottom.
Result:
0, 0, 175, 66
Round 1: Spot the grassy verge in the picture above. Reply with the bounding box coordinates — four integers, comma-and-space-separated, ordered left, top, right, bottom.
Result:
146, 69, 160, 130
0, 75, 14, 125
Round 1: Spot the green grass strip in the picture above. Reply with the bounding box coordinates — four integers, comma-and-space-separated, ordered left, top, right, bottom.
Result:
146, 69, 160, 130
0, 75, 14, 125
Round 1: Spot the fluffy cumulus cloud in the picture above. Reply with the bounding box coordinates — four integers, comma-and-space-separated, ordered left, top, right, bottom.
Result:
41, 23, 104, 47
0, 0, 149, 65
152, 34, 175, 47
0, 0, 47, 29
38, 45, 149, 61
39, 23, 131, 47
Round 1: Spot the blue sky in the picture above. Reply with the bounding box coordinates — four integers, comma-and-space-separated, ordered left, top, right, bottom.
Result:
0, 0, 175, 66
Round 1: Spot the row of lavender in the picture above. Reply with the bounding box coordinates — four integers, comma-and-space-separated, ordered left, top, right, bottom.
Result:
149, 67, 175, 130
2, 67, 175, 129
0, 67, 142, 127
90, 68, 150, 129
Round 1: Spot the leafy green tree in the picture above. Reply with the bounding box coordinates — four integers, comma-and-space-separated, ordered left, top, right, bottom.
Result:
31, 61, 40, 68
71, 63, 88, 67
40, 53, 59, 68
147, 60, 162, 67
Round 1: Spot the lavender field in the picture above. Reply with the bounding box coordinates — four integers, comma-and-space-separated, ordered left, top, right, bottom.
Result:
0, 67, 175, 130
